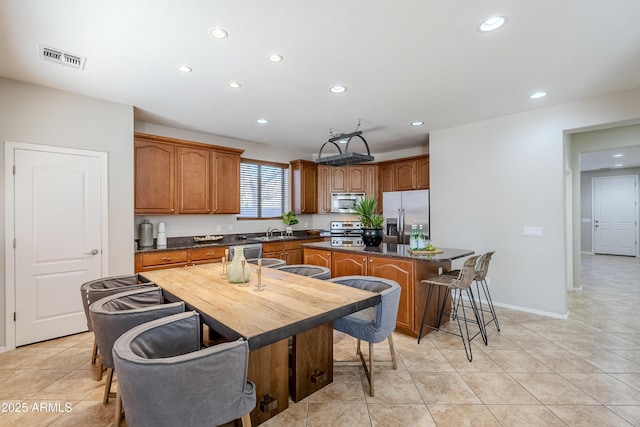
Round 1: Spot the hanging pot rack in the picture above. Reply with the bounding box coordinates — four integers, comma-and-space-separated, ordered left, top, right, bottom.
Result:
314, 131, 374, 166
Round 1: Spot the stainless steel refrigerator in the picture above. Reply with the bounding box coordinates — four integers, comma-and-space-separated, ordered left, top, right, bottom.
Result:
382, 190, 429, 244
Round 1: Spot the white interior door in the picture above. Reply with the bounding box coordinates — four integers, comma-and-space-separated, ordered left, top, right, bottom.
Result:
11, 145, 106, 346
593, 175, 637, 256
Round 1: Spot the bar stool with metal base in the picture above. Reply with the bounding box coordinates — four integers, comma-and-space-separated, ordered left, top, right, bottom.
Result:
446, 251, 499, 333
418, 255, 484, 361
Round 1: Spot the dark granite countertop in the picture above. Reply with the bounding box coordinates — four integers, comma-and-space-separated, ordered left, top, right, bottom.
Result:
135, 232, 326, 253
301, 241, 474, 262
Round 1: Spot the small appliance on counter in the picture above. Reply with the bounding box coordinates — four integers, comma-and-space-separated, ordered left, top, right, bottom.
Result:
330, 220, 364, 247
138, 219, 154, 248
156, 222, 167, 248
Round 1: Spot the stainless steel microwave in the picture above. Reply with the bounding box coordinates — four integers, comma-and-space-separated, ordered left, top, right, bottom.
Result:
331, 193, 365, 213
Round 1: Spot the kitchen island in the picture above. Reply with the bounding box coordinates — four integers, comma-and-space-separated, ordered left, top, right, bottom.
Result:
302, 241, 473, 337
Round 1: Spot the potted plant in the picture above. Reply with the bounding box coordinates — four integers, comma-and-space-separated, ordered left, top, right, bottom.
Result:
352, 196, 385, 247
282, 211, 299, 235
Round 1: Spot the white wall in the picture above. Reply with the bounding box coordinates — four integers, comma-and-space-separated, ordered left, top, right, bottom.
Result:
0, 77, 134, 349
430, 87, 640, 317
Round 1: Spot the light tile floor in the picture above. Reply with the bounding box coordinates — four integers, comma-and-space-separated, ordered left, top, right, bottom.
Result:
1, 254, 639, 426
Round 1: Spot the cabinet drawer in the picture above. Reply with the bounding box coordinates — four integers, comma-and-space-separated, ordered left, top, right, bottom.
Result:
262, 242, 284, 253
142, 250, 188, 266
283, 240, 302, 250
190, 246, 226, 261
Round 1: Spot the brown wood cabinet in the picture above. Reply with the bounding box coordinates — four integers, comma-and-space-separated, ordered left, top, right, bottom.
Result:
316, 164, 378, 214
302, 247, 332, 270
134, 133, 243, 215
135, 138, 176, 214
177, 146, 210, 214
379, 154, 429, 193
290, 160, 317, 214
134, 246, 227, 272
317, 165, 332, 214
264, 238, 324, 264
307, 246, 452, 337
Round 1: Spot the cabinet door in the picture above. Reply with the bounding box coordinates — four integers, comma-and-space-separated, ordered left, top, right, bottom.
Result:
332, 252, 367, 276
177, 146, 211, 214
139, 250, 189, 271
416, 156, 429, 190
330, 167, 348, 192
135, 139, 176, 214
364, 165, 379, 210
303, 248, 332, 270
380, 163, 394, 194
368, 257, 414, 331
189, 247, 226, 265
291, 160, 317, 214
212, 151, 241, 213
347, 166, 365, 192
284, 249, 303, 264
393, 160, 417, 191
317, 165, 331, 214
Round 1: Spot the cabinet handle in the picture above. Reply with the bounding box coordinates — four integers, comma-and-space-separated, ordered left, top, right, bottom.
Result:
259, 394, 277, 413
161, 257, 172, 261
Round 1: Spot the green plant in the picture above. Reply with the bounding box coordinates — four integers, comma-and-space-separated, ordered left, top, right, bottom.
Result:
352, 196, 384, 228
282, 211, 299, 226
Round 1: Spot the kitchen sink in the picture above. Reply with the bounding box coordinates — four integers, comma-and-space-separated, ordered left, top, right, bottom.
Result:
248, 235, 299, 242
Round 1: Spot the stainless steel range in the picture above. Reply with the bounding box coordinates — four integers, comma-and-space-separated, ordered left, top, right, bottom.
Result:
330, 220, 364, 247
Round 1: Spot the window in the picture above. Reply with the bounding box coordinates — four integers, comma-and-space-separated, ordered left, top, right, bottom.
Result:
239, 159, 289, 219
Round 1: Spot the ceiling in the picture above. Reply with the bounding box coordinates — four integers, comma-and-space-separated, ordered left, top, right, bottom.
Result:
581, 145, 640, 172
2, 1, 640, 156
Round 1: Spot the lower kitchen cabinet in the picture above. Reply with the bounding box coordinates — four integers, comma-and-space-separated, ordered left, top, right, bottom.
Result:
331, 252, 414, 332
134, 246, 227, 272
303, 247, 332, 270
264, 239, 324, 265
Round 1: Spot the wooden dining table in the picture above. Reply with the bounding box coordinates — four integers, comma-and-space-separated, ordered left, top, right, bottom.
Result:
140, 262, 380, 425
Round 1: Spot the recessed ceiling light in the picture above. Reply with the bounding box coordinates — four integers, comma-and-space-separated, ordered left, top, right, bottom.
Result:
330, 85, 347, 94
229, 81, 241, 88
530, 91, 547, 99
209, 27, 228, 39
411, 121, 424, 126
479, 15, 507, 32
612, 153, 624, 158
614, 163, 624, 168
268, 54, 283, 62
256, 118, 269, 125
177, 65, 192, 73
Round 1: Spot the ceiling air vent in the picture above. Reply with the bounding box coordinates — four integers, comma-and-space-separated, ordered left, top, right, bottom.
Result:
39, 44, 86, 70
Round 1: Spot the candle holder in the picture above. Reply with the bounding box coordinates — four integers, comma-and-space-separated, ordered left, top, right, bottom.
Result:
238, 259, 250, 287
253, 259, 265, 291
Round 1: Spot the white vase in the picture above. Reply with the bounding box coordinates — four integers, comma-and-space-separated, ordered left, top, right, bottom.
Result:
228, 246, 251, 283
285, 226, 293, 236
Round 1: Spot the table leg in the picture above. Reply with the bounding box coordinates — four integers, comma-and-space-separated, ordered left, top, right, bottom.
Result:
247, 339, 289, 426
290, 322, 333, 402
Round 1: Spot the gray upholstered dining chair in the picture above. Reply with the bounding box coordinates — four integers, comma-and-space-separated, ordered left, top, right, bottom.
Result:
327, 276, 401, 397
89, 286, 184, 424
112, 311, 255, 427
80, 274, 155, 379
275, 264, 331, 280
247, 257, 286, 268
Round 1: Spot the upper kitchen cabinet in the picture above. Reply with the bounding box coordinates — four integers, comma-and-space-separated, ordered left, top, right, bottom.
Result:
380, 155, 429, 192
211, 151, 241, 213
317, 165, 331, 214
135, 137, 176, 214
290, 159, 317, 214
134, 133, 243, 215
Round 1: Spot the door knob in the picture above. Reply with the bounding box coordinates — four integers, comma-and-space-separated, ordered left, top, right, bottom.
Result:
84, 249, 99, 255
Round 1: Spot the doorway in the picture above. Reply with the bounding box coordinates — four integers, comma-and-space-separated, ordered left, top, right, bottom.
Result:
5, 142, 108, 349
593, 175, 638, 256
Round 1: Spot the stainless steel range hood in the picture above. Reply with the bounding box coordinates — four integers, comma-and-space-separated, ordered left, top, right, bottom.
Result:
314, 131, 374, 166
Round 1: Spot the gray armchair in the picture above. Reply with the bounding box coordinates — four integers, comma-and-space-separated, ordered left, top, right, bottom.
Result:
89, 286, 184, 424
80, 274, 155, 378
275, 264, 331, 280
327, 276, 401, 396
112, 311, 256, 427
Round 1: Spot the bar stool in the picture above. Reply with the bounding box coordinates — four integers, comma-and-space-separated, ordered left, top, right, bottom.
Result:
275, 264, 331, 280
446, 251, 499, 333
79, 274, 155, 379
418, 255, 484, 361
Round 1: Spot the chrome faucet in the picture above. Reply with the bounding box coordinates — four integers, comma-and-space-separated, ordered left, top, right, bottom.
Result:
266, 226, 280, 237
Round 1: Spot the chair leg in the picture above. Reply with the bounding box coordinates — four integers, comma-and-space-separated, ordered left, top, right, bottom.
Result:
355, 339, 375, 397
91, 337, 98, 365
114, 383, 123, 426
387, 334, 397, 370
240, 412, 252, 427
95, 355, 104, 381
481, 278, 500, 331
103, 368, 114, 404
